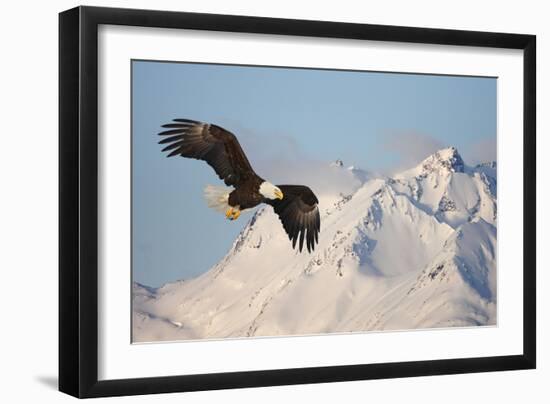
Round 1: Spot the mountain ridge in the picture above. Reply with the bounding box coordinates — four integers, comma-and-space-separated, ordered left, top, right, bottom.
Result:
133, 148, 497, 342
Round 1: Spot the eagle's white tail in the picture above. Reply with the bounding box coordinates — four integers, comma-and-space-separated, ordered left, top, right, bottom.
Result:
203, 185, 231, 213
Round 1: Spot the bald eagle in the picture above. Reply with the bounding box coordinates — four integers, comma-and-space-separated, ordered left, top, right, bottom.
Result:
158, 119, 321, 253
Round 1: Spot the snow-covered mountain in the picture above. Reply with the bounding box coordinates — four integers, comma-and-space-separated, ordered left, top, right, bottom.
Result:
133, 147, 497, 342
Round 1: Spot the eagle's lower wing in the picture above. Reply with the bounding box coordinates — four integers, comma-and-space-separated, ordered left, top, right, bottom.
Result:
158, 119, 256, 187
267, 185, 320, 253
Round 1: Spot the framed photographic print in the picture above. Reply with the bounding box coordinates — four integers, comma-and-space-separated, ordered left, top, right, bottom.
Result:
59, 6, 536, 398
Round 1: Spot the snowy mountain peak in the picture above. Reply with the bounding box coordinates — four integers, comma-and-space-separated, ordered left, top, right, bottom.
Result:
418, 147, 465, 175
327, 158, 370, 186
133, 148, 497, 342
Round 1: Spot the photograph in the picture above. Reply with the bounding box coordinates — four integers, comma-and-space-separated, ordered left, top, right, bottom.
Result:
131, 60, 497, 343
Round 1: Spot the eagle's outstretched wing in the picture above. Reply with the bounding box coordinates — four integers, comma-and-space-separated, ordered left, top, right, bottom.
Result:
158, 119, 256, 187
267, 185, 320, 253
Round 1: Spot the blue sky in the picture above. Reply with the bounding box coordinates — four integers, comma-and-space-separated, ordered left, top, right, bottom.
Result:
132, 60, 496, 287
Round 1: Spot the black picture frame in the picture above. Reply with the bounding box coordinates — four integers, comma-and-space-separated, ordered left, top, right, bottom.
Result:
59, 5, 536, 398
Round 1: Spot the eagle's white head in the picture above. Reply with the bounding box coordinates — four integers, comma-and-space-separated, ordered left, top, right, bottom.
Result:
259, 181, 284, 200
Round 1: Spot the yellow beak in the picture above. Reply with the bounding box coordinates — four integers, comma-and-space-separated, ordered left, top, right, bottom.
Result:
275, 189, 284, 200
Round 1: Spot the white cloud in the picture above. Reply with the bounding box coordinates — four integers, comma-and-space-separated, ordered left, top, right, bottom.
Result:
465, 137, 497, 165
379, 131, 446, 173
257, 158, 362, 197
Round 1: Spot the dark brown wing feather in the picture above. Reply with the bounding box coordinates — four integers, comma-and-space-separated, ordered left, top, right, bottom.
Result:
267, 185, 320, 253
158, 119, 256, 186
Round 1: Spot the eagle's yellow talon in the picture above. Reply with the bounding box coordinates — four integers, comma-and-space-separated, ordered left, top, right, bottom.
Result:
225, 207, 233, 219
